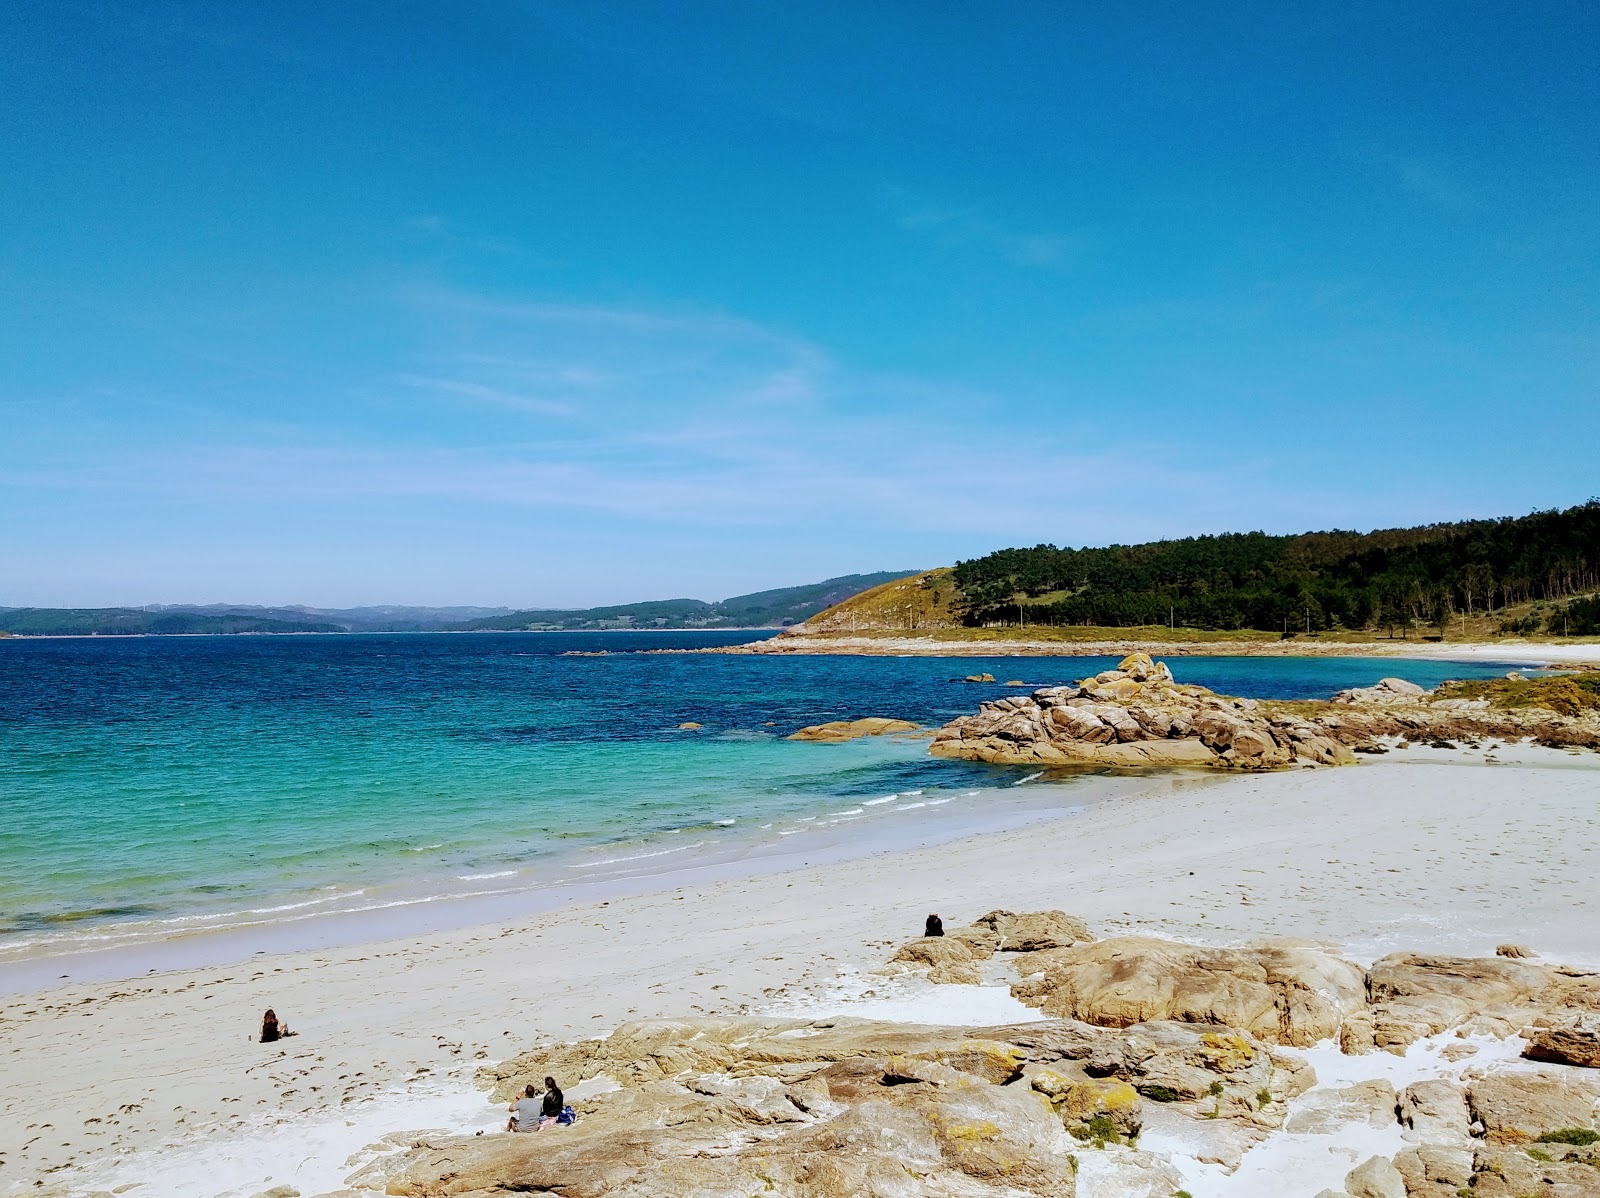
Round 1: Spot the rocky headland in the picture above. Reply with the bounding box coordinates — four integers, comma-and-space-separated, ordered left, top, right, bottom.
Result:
926, 653, 1600, 769
351, 911, 1600, 1198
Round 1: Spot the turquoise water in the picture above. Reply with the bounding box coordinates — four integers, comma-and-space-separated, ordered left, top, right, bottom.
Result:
0, 633, 1526, 963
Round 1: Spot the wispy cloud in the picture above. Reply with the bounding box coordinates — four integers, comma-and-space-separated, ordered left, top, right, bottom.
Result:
2, 284, 1201, 538
1392, 155, 1474, 211
390, 373, 572, 416
1347, 147, 1476, 212
399, 214, 524, 256
1, 283, 1368, 581
886, 186, 1090, 266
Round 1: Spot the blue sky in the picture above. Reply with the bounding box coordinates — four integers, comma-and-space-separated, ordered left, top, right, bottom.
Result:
2, 1, 1596, 607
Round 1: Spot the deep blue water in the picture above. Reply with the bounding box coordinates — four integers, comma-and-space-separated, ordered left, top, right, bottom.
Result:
0, 632, 1524, 961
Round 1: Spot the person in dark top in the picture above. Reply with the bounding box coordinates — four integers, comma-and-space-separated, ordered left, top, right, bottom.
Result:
925, 913, 944, 938
259, 1008, 289, 1042
541, 1076, 564, 1123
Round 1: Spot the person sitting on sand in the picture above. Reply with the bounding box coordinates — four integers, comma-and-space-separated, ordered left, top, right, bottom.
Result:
507, 1083, 544, 1132
924, 913, 944, 938
259, 1008, 292, 1043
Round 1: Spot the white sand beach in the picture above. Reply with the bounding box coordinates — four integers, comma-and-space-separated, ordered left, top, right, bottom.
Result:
741, 632, 1600, 667
5, 743, 1599, 1196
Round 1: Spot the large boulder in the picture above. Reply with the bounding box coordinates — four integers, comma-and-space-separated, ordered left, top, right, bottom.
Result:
973, 909, 1095, 952
1363, 954, 1553, 1051
1285, 1080, 1397, 1134
1465, 1142, 1600, 1197
1399, 1079, 1470, 1142
893, 935, 979, 967
888, 913, 1092, 982
1466, 1070, 1600, 1144
1010, 936, 1367, 1047
788, 718, 920, 742
1344, 1155, 1406, 1198
890, 934, 984, 984
1332, 677, 1426, 704
1115, 653, 1173, 683
1525, 1015, 1600, 1068
1056, 1078, 1143, 1139
1046, 704, 1115, 743
1392, 1143, 1475, 1193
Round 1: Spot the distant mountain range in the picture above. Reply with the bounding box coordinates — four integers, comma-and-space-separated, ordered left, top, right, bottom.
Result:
454, 573, 920, 631
0, 574, 918, 637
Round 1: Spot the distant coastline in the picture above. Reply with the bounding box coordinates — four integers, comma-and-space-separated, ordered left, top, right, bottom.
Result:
0, 626, 785, 641
0, 571, 917, 638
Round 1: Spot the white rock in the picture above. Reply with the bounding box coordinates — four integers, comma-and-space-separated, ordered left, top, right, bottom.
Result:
1344, 1154, 1406, 1198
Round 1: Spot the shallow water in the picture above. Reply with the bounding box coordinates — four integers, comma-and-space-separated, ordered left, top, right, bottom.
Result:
0, 632, 1525, 962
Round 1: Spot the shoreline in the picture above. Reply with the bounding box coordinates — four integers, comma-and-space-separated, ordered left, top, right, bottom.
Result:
7, 742, 1600, 1194
718, 631, 1600, 666
7, 647, 1535, 1008
0, 770, 1159, 993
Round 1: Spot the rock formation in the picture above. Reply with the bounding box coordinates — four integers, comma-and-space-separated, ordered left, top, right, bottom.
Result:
889, 910, 1096, 985
373, 1016, 1168, 1197
1330, 676, 1427, 704
787, 717, 921, 742
885, 913, 1600, 1063
367, 1003, 1335, 1198
1526, 1016, 1600, 1069
928, 652, 1600, 769
929, 652, 1356, 769
1007, 936, 1367, 1048
351, 912, 1600, 1198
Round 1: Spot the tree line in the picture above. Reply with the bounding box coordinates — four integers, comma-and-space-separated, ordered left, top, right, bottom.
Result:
951, 501, 1600, 635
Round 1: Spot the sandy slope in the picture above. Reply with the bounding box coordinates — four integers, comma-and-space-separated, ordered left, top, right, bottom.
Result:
5, 744, 1599, 1195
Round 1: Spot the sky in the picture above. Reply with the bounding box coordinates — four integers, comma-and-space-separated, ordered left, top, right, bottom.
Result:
2, 1, 1597, 608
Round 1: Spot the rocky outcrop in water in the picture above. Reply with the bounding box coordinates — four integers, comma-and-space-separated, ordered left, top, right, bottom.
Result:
929, 653, 1356, 769
787, 717, 921, 742
927, 653, 1600, 769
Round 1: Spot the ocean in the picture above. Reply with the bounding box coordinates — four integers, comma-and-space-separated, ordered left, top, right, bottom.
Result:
0, 632, 1524, 969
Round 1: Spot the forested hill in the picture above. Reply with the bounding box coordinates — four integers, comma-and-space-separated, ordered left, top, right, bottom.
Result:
458, 571, 919, 631
0, 609, 346, 636
951, 501, 1600, 636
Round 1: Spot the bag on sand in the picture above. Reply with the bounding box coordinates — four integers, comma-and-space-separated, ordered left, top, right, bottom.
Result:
557, 1105, 576, 1125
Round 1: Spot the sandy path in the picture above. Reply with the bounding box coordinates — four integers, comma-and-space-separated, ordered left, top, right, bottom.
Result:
5, 744, 1598, 1194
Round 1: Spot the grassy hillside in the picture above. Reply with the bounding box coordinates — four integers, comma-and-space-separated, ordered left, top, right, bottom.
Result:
456, 571, 920, 631
791, 569, 964, 633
